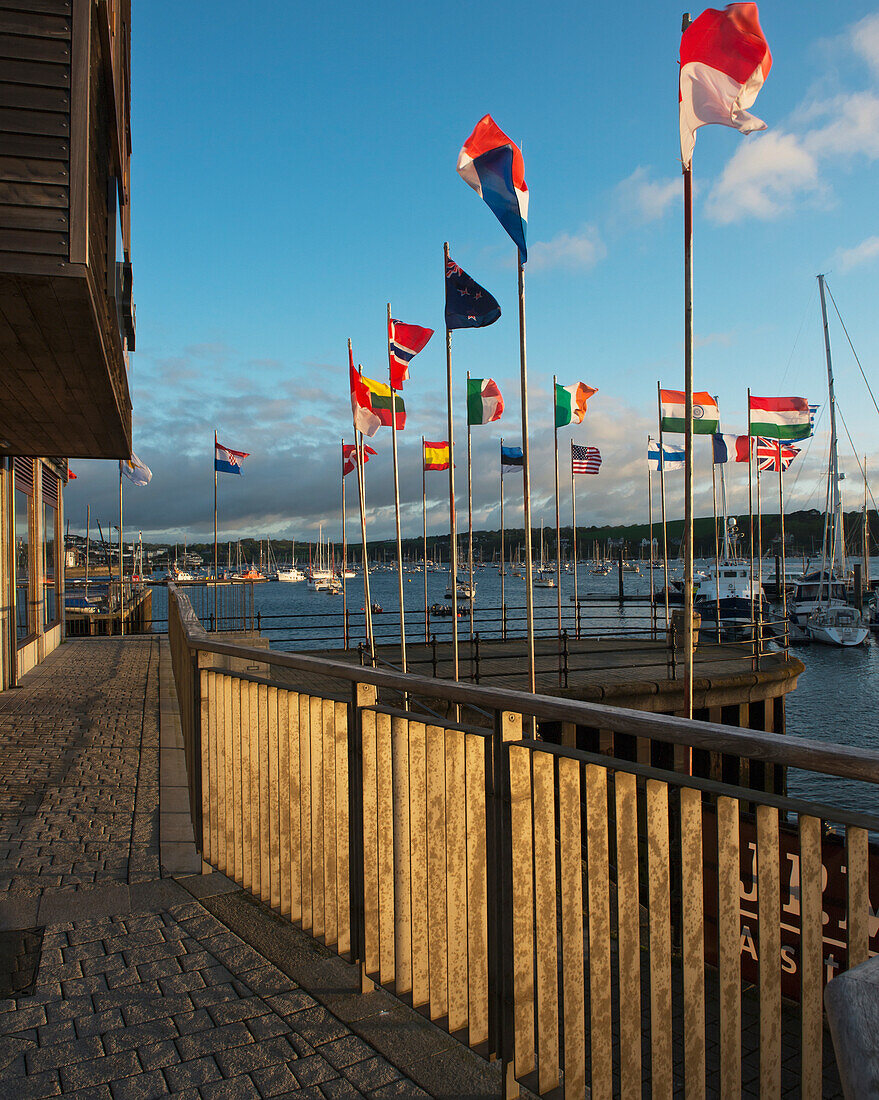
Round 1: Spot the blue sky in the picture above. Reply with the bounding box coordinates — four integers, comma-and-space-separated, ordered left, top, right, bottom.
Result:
67, 1, 879, 545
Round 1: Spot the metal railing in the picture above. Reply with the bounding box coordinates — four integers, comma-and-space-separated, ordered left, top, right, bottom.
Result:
166, 585, 875, 1097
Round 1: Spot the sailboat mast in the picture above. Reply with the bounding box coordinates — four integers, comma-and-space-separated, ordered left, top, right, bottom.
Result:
818, 274, 844, 577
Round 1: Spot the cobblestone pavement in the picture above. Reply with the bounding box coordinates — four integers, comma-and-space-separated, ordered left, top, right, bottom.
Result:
0, 639, 432, 1099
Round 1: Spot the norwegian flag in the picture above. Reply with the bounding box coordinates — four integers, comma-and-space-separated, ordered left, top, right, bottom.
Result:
572, 444, 602, 475
388, 318, 434, 389
756, 437, 800, 473
342, 442, 376, 477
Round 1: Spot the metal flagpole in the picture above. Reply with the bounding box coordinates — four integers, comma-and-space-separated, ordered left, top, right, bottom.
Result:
443, 244, 459, 683
517, 257, 536, 693
466, 370, 474, 639
756, 456, 764, 659
341, 441, 348, 649
213, 429, 218, 630
422, 437, 428, 643
388, 303, 407, 673
118, 463, 124, 637
778, 448, 788, 651
682, 98, 695, 722
658, 382, 670, 627
648, 448, 654, 638
553, 374, 562, 636
85, 504, 90, 594
748, 387, 755, 633
711, 447, 721, 642
499, 439, 505, 639
350, 340, 374, 660
571, 442, 579, 634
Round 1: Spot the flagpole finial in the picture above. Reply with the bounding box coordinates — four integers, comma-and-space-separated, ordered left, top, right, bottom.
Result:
681, 12, 691, 31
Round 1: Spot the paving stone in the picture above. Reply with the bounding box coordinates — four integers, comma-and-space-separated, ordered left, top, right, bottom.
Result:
102, 1016, 179, 1053
58, 1049, 141, 1091
293, 1054, 343, 1087
287, 1006, 352, 1048
245, 1013, 290, 1042
366, 1080, 431, 1099
4, 1067, 62, 1099
249, 1061, 302, 1098
174, 1020, 255, 1061
135, 1039, 180, 1071
25, 1035, 104, 1074
172, 1007, 214, 1035
199, 1076, 263, 1100
319, 1035, 376, 1069
107, 1070, 169, 1100
339, 1057, 402, 1093
206, 995, 272, 1028
319, 1079, 366, 1099
163, 1053, 224, 1091
214, 1035, 303, 1078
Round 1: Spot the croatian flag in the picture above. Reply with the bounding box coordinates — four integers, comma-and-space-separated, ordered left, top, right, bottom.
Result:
679, 4, 772, 168
457, 115, 528, 261
215, 441, 249, 476
388, 318, 434, 390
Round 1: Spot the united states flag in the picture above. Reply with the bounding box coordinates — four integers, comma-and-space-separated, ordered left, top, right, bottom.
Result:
572, 444, 601, 475
756, 438, 800, 473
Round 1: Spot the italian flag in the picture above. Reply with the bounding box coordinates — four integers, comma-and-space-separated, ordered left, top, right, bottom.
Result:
467, 378, 504, 425
748, 395, 810, 440
659, 389, 719, 434
555, 382, 597, 427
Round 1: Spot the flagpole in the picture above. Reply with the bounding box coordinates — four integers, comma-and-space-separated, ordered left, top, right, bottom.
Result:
658, 382, 670, 627
711, 444, 721, 642
517, 256, 536, 694
648, 446, 654, 639
499, 439, 505, 639
778, 449, 788, 652
118, 463, 124, 637
682, 99, 695, 723
443, 244, 459, 683
756, 458, 764, 660
213, 429, 218, 630
571, 442, 579, 635
466, 370, 474, 640
553, 375, 562, 637
350, 341, 374, 660
422, 437, 428, 644
748, 387, 755, 636
341, 441, 348, 649
388, 303, 408, 673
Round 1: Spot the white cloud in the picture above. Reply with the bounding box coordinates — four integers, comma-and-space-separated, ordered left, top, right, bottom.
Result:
850, 13, 879, 76
615, 166, 681, 223
803, 91, 879, 159
836, 235, 879, 271
705, 131, 820, 224
527, 225, 606, 272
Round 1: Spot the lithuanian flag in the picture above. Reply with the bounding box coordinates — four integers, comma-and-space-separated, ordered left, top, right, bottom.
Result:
423, 440, 450, 471
351, 363, 405, 435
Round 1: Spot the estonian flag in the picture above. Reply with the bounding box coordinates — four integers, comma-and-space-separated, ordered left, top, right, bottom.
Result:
501, 445, 524, 475
445, 257, 501, 330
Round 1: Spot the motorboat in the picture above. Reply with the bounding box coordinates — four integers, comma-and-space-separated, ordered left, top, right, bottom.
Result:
806, 605, 869, 647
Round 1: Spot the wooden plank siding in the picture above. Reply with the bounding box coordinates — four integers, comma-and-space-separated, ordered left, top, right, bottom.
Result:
0, 0, 132, 458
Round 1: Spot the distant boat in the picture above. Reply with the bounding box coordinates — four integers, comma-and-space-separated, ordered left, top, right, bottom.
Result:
277, 566, 305, 582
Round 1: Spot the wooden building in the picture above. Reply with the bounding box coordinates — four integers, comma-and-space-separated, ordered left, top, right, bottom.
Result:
0, 0, 133, 687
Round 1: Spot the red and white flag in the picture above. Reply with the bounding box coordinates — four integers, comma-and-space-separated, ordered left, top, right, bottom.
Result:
679, 4, 772, 168
388, 319, 433, 390
342, 442, 376, 477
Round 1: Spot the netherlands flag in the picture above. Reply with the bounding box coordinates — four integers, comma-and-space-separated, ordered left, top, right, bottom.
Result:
679, 4, 772, 169
388, 318, 434, 390
457, 115, 528, 261
215, 441, 249, 476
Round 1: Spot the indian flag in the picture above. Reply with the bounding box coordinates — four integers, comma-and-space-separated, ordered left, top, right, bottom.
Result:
659, 389, 719, 434
748, 395, 810, 440
467, 378, 504, 425
555, 382, 597, 427
423, 440, 450, 471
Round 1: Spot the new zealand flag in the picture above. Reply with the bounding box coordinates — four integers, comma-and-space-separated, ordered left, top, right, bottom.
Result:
444, 258, 501, 330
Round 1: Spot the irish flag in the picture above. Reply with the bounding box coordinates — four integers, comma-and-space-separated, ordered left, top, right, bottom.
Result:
679, 3, 772, 169
467, 378, 504, 425
555, 382, 597, 427
659, 389, 719, 434
748, 395, 810, 440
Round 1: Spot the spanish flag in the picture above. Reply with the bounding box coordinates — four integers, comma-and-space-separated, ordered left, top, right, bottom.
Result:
423, 440, 450, 471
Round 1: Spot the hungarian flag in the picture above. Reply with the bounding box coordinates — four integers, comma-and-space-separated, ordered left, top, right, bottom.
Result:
748, 395, 810, 440
423, 440, 450, 471
756, 437, 800, 473
660, 389, 719, 434
467, 378, 504, 425
555, 382, 597, 427
350, 360, 405, 436
680, 4, 773, 168
215, 442, 247, 476
445, 257, 501, 329
388, 318, 434, 389
457, 115, 528, 261
647, 439, 685, 472
342, 442, 376, 477
712, 433, 751, 463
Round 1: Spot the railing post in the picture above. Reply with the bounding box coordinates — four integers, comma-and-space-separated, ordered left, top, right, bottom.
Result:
350, 681, 377, 995
431, 634, 437, 677
490, 709, 522, 1098
562, 629, 569, 689
668, 618, 676, 680
474, 632, 480, 684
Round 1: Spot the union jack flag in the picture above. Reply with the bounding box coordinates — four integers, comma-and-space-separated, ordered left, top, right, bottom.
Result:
572, 444, 601, 475
756, 437, 800, 473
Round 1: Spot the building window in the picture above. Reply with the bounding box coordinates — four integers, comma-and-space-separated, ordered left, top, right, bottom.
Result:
14, 488, 33, 642
43, 502, 58, 628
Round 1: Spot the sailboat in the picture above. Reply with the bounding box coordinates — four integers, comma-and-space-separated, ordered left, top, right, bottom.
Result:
534, 521, 556, 587
802, 275, 869, 647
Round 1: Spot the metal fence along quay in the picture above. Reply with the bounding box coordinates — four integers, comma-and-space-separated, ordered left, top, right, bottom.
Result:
167, 585, 879, 1098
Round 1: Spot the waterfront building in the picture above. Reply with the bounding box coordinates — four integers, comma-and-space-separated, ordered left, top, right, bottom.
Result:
0, 0, 133, 687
